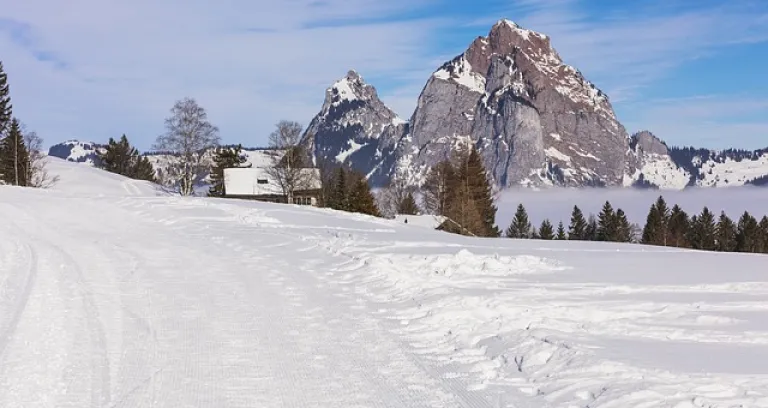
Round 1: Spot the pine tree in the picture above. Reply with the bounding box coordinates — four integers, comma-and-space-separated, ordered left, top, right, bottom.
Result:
443, 183, 484, 236
208, 144, 247, 197
131, 156, 156, 182
758, 216, 768, 254
505, 204, 532, 238
98, 134, 157, 183
641, 198, 670, 246
397, 192, 419, 215
330, 167, 349, 211
667, 205, 690, 248
584, 215, 598, 241
614, 209, 632, 242
596, 201, 616, 241
347, 172, 380, 217
736, 211, 760, 253
422, 160, 455, 216
538, 219, 555, 240
0, 61, 12, 135
457, 146, 499, 237
715, 211, 738, 252
556, 221, 567, 240
688, 207, 716, 251
0, 118, 29, 186
568, 205, 588, 240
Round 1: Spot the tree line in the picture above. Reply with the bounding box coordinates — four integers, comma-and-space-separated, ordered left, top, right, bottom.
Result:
504, 196, 768, 254
0, 61, 57, 188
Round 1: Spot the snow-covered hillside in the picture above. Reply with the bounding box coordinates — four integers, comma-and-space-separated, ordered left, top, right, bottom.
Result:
1, 159, 767, 407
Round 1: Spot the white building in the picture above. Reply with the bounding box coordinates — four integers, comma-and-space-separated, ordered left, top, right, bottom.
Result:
223, 167, 322, 206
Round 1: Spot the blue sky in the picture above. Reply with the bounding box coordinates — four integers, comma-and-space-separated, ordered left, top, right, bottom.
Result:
1, 0, 767, 151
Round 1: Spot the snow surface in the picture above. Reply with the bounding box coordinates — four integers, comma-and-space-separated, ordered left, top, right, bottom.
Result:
626, 154, 692, 189
2, 158, 768, 407
331, 77, 360, 107
433, 57, 487, 94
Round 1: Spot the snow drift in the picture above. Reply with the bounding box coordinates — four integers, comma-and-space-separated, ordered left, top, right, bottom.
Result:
1, 158, 767, 407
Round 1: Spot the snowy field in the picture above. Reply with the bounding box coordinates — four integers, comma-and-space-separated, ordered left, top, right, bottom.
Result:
1, 158, 767, 407
497, 187, 768, 227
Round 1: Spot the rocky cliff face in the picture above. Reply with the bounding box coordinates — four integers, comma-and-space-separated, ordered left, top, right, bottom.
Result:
397, 19, 630, 188
300, 70, 407, 186
297, 19, 768, 190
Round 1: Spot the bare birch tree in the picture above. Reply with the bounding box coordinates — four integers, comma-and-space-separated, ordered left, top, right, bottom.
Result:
153, 97, 220, 196
265, 120, 313, 203
23, 125, 59, 188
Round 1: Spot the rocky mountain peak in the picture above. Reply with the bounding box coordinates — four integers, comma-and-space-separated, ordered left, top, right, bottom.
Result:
630, 131, 669, 156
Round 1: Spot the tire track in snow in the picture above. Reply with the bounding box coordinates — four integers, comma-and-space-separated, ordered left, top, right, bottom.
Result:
0, 240, 37, 361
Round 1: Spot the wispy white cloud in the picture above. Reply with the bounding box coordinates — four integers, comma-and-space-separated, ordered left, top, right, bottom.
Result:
1, 0, 446, 149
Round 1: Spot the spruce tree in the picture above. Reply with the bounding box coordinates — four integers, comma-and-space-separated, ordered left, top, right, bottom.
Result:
538, 219, 555, 240
715, 211, 738, 252
397, 192, 419, 215
208, 144, 247, 197
758, 216, 768, 254
505, 204, 532, 238
458, 146, 499, 237
736, 211, 760, 253
98, 134, 157, 182
0, 118, 29, 186
568, 205, 587, 240
556, 221, 567, 240
0, 61, 12, 135
688, 207, 716, 251
667, 205, 690, 248
443, 183, 484, 236
584, 214, 598, 241
330, 167, 349, 211
347, 172, 380, 217
422, 160, 455, 216
596, 201, 616, 241
641, 198, 670, 246
614, 209, 632, 242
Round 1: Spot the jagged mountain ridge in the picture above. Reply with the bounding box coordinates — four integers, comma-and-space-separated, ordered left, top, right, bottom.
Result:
300, 19, 768, 190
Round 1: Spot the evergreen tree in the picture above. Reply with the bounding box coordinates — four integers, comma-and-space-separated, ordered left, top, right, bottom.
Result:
505, 204, 532, 238
98, 134, 157, 183
641, 198, 670, 246
443, 183, 484, 236
736, 211, 760, 253
397, 191, 419, 215
208, 144, 247, 197
759, 216, 768, 254
596, 201, 616, 241
330, 167, 349, 211
688, 207, 716, 251
422, 160, 455, 216
131, 156, 156, 182
538, 219, 555, 240
667, 205, 690, 248
568, 205, 588, 240
584, 215, 598, 241
715, 211, 738, 252
0, 118, 29, 186
556, 221, 567, 240
614, 209, 632, 242
347, 171, 380, 217
0, 61, 11, 135
457, 146, 499, 237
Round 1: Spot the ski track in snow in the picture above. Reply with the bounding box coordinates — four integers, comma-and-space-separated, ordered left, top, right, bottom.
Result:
1, 161, 768, 407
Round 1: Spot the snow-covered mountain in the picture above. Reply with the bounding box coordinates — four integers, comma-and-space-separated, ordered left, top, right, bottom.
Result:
47, 140, 105, 166
300, 70, 407, 185
300, 19, 768, 190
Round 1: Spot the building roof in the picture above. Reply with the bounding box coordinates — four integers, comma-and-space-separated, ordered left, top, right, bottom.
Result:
224, 167, 321, 196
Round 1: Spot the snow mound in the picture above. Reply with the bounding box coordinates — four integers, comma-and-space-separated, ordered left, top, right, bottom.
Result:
44, 156, 164, 197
